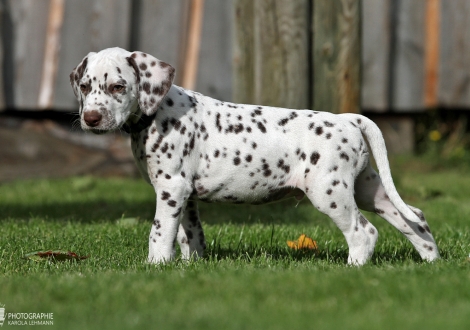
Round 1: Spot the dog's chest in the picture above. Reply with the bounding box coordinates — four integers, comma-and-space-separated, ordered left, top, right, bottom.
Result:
130, 132, 153, 183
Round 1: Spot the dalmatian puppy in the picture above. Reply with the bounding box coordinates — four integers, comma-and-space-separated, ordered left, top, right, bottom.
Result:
70, 47, 439, 265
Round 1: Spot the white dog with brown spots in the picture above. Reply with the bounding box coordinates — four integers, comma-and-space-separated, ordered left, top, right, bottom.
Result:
70, 47, 439, 265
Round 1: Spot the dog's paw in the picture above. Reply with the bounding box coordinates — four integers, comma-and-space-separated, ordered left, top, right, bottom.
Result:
147, 249, 176, 264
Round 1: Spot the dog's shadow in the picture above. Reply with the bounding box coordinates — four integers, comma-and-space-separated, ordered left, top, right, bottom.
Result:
204, 247, 346, 263
1, 199, 155, 223
201, 245, 424, 265
1, 194, 320, 225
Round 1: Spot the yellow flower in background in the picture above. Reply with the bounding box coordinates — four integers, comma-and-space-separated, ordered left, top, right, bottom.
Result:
429, 130, 441, 142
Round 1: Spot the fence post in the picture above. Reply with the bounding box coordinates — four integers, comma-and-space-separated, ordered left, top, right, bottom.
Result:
179, 0, 204, 91
38, 0, 64, 109
0, 2, 4, 110
233, 0, 255, 105
233, 0, 310, 109
312, 0, 361, 113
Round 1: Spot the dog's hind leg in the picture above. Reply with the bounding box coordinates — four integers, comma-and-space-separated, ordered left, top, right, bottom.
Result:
354, 164, 439, 261
305, 170, 378, 265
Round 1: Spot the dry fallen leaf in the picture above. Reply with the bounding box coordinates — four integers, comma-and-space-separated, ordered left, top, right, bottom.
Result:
287, 234, 318, 250
24, 250, 89, 262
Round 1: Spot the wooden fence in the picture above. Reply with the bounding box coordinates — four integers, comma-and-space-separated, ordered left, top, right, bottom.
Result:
235, 0, 470, 113
364, 0, 470, 111
1, 0, 470, 113
0, 0, 233, 111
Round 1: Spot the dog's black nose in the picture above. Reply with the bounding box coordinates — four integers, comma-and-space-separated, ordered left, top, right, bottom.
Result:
84, 110, 102, 127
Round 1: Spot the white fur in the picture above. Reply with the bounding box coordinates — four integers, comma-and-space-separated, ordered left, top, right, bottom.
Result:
70, 48, 440, 265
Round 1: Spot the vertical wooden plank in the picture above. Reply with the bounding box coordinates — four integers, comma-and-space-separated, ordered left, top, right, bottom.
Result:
53, 0, 131, 109
438, 0, 470, 108
392, 0, 426, 111
0, 0, 5, 110
424, 0, 440, 108
313, 0, 361, 113
179, 0, 204, 90
38, 0, 64, 109
0, 0, 14, 109
196, 0, 233, 101
233, 0, 255, 104
88, 0, 131, 50
255, 0, 309, 109
137, 0, 185, 64
234, 0, 310, 109
9, 0, 49, 109
361, 0, 391, 112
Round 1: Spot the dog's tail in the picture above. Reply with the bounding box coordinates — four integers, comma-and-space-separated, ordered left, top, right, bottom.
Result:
345, 114, 422, 223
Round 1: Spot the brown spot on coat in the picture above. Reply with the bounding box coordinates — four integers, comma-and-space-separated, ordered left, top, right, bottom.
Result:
310, 152, 321, 165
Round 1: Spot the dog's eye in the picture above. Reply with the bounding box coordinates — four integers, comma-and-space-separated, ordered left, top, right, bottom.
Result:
80, 84, 87, 92
113, 85, 124, 92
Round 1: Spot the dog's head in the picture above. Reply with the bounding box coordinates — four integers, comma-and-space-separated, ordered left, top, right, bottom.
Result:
69, 47, 175, 134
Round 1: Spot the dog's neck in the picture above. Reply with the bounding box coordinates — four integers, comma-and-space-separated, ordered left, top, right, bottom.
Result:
122, 102, 155, 134
122, 111, 155, 134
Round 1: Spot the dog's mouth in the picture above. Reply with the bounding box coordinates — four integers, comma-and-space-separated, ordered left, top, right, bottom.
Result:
81, 121, 118, 134
81, 111, 121, 134
85, 127, 109, 135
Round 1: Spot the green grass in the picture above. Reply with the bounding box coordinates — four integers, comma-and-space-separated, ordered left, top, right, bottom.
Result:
1, 158, 470, 329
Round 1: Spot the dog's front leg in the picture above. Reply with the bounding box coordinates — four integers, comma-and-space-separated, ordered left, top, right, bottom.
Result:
176, 200, 206, 260
148, 182, 191, 264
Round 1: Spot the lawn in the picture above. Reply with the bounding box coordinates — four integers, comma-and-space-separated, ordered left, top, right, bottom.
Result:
1, 156, 469, 329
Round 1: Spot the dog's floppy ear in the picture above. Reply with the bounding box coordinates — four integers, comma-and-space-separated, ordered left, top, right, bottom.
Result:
69, 52, 96, 111
126, 51, 175, 116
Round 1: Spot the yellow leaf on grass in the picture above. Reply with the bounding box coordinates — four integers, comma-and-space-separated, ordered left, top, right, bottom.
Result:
287, 234, 318, 250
